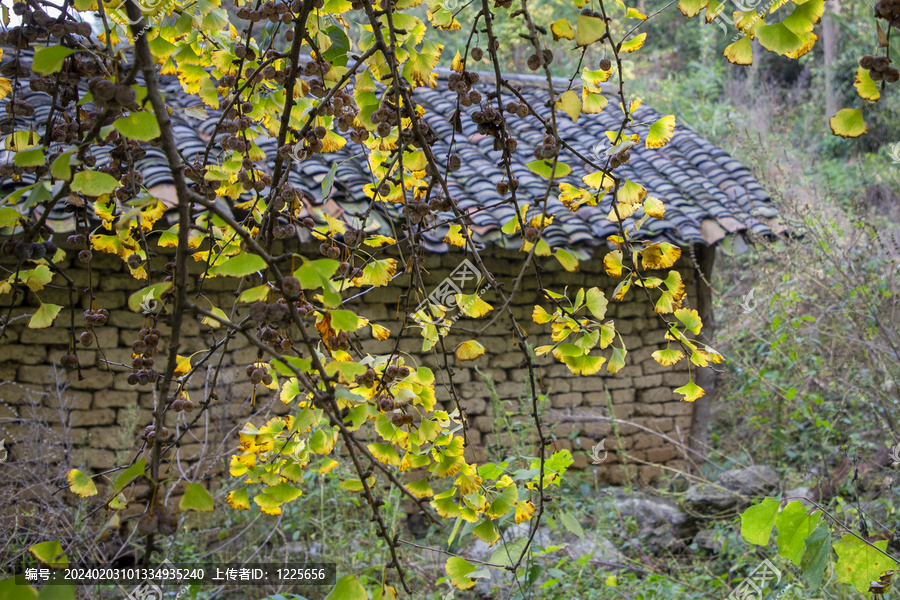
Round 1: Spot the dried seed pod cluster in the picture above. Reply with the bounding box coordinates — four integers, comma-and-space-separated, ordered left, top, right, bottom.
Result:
447, 71, 482, 107
126, 327, 161, 386
246, 362, 275, 385
874, 0, 900, 28
532, 134, 559, 161
860, 54, 900, 83
79, 308, 109, 348
1, 238, 57, 261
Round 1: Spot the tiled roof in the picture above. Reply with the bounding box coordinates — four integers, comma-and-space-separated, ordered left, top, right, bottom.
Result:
0, 58, 779, 251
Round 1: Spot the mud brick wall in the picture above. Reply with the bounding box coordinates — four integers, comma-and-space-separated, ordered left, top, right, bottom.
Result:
0, 237, 700, 490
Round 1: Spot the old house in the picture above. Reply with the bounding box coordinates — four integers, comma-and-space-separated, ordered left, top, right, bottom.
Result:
0, 63, 780, 490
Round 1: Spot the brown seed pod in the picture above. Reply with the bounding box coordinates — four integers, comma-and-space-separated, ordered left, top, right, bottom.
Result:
137, 514, 158, 536
157, 512, 178, 536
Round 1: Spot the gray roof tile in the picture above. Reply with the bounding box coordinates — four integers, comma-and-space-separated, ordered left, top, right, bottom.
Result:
0, 57, 779, 249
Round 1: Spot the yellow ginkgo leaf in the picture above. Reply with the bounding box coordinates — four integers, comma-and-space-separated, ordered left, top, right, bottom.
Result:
67, 469, 98, 497
643, 196, 665, 218
443, 224, 470, 247
646, 115, 676, 148
675, 308, 703, 334
456, 293, 493, 318
515, 500, 536, 523
455, 340, 486, 362
576, 13, 607, 46
582, 171, 615, 191
674, 380, 705, 402
533, 305, 555, 324
608, 202, 638, 223
641, 242, 681, 270
652, 348, 684, 366
854, 66, 880, 102
616, 180, 647, 205
352, 258, 397, 287
318, 458, 340, 475
174, 354, 193, 377
371, 323, 391, 340
551, 18, 575, 41
559, 183, 596, 210
583, 66, 613, 88
678, 0, 709, 18
226, 488, 251, 510
829, 108, 868, 138
556, 89, 582, 122
28, 302, 63, 329
620, 32, 647, 53
450, 50, 464, 73
604, 249, 624, 277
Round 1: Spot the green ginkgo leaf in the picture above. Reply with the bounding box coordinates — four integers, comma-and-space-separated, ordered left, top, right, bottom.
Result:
209, 253, 266, 278
527, 159, 572, 179
329, 309, 359, 332
28, 303, 63, 329
445, 557, 478, 590
755, 22, 804, 55
71, 170, 119, 197
29, 540, 68, 567
32, 45, 76, 75
179, 483, 214, 512
13, 147, 45, 168
829, 108, 867, 138
113, 111, 161, 142
325, 575, 368, 600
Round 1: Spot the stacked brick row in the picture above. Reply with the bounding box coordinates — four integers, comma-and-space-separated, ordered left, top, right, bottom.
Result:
0, 239, 699, 488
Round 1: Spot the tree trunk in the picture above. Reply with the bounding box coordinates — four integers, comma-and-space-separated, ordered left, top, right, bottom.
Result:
689, 244, 716, 464
824, 0, 841, 118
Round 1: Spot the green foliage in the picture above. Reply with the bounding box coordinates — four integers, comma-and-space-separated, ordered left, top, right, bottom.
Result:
740, 497, 899, 595
180, 483, 215, 512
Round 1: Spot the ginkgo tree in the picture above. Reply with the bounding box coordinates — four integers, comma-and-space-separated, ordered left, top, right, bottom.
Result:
0, 0, 891, 592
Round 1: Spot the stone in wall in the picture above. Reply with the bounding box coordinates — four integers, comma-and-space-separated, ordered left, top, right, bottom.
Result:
1, 238, 703, 490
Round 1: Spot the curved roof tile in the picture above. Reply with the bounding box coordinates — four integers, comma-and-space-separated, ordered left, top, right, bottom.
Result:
0, 56, 779, 249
